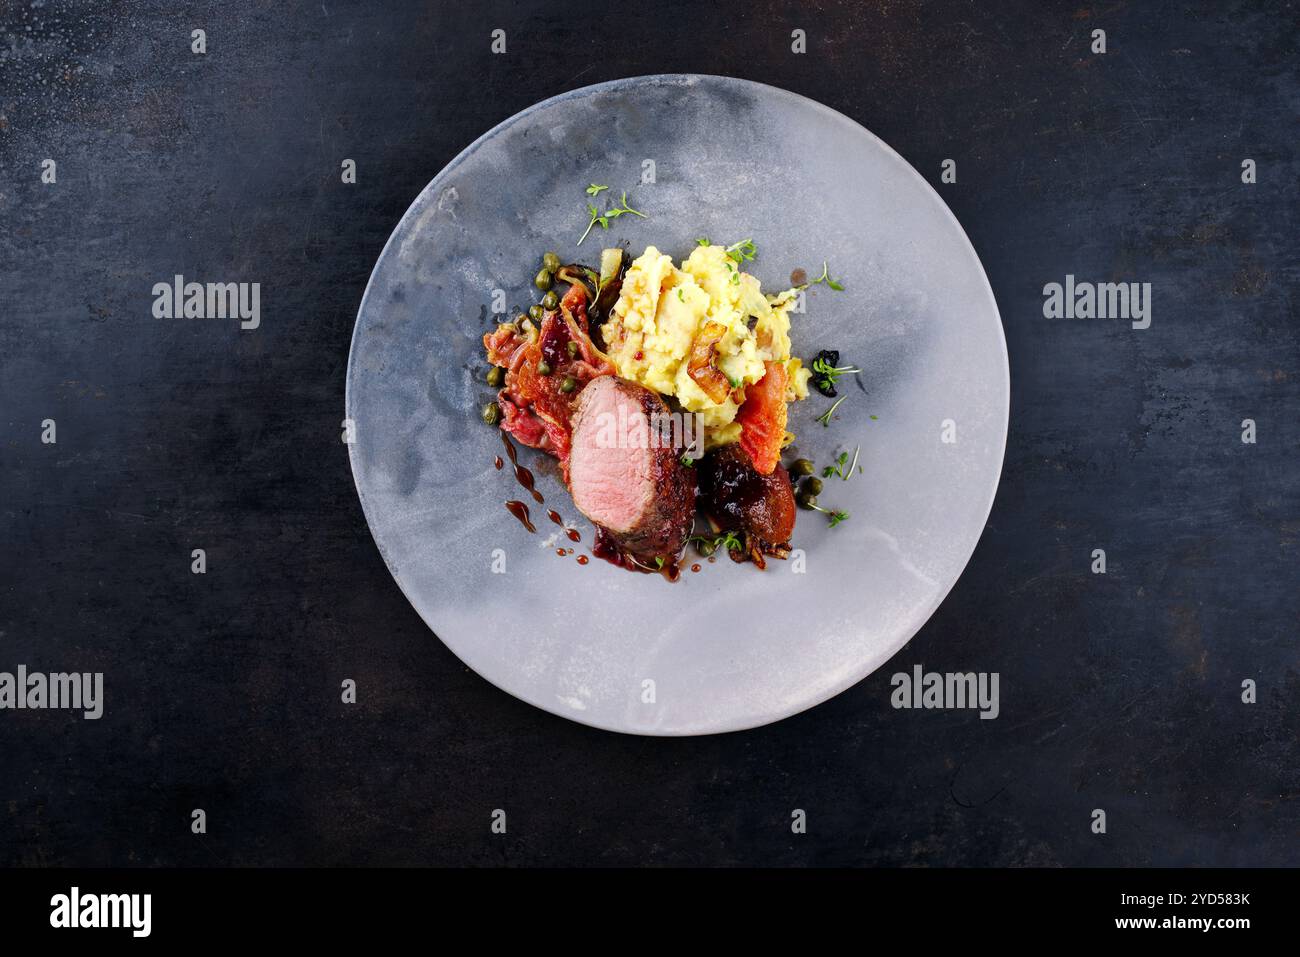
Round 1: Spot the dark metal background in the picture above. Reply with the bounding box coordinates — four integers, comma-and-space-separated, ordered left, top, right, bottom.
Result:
0, 0, 1296, 866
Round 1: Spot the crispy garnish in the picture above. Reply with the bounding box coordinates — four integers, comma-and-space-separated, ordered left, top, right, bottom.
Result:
735, 361, 789, 474
686, 321, 733, 404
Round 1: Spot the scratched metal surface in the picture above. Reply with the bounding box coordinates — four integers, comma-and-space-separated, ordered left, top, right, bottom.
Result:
0, 0, 1296, 865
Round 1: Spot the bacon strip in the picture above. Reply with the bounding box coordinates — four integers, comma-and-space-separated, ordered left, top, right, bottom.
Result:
481, 283, 613, 478
735, 361, 789, 475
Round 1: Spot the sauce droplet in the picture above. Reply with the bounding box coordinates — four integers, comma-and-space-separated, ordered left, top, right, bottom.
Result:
504, 500, 535, 532
545, 509, 582, 542
576, 555, 589, 565
494, 456, 504, 470
691, 563, 701, 573
502, 433, 543, 504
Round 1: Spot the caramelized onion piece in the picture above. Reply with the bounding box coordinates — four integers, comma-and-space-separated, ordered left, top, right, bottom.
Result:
687, 321, 732, 404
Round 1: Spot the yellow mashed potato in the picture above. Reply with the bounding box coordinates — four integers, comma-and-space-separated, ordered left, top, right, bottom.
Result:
601, 244, 811, 446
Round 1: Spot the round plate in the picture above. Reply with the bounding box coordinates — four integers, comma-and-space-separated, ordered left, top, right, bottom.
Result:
346, 75, 1008, 736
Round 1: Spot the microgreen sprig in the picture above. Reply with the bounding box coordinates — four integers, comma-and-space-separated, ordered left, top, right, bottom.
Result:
694, 237, 756, 265
725, 238, 756, 264
815, 394, 847, 427
606, 191, 646, 221
796, 260, 845, 292
578, 189, 647, 245
578, 203, 608, 246
807, 502, 850, 527
689, 530, 744, 556
810, 260, 845, 291
811, 354, 860, 393
822, 446, 861, 481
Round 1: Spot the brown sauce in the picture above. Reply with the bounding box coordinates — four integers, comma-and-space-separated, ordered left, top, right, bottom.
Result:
505, 500, 535, 532
591, 526, 624, 566
592, 526, 684, 581
546, 509, 582, 542
691, 563, 701, 573
790, 267, 807, 285
516, 464, 542, 504
494, 456, 503, 470
576, 555, 589, 565
501, 432, 543, 504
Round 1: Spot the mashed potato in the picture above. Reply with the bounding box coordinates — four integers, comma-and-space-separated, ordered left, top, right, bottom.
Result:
601, 244, 811, 446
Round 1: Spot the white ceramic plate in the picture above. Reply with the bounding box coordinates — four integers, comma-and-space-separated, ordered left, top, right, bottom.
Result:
346, 75, 1008, 735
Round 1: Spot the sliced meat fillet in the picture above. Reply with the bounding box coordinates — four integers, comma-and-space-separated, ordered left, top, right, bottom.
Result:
568, 376, 696, 564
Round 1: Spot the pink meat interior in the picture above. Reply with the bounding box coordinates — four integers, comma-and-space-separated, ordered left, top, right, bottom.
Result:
570, 378, 655, 533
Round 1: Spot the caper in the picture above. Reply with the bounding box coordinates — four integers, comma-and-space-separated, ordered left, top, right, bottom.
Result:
514, 312, 529, 326
542, 252, 561, 272
534, 268, 554, 291
542, 290, 559, 311
696, 540, 715, 558
529, 304, 544, 321
797, 492, 818, 510
566, 340, 579, 358
486, 366, 505, 387
790, 458, 815, 476
560, 376, 576, 393
537, 360, 552, 376
482, 402, 501, 426
802, 476, 823, 496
